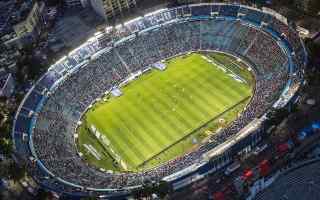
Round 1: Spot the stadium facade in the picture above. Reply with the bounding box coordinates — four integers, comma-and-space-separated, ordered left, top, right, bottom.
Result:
12, 3, 307, 199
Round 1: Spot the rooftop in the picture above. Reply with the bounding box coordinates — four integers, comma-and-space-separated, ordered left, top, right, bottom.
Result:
9, 0, 34, 25
0, 0, 34, 37
0, 71, 9, 89
0, 0, 16, 36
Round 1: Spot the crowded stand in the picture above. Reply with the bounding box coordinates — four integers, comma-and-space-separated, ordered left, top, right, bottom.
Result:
12, 3, 307, 197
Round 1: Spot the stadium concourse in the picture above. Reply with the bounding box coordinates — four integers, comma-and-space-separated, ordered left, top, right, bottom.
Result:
12, 3, 307, 199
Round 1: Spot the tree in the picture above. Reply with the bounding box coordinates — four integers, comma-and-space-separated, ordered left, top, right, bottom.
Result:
141, 183, 153, 199
0, 96, 7, 103
25, 56, 45, 80
0, 138, 13, 156
133, 181, 154, 199
0, 162, 10, 179
306, 39, 320, 67
15, 60, 28, 85
0, 161, 26, 182
134, 180, 172, 199
132, 189, 141, 199
308, 0, 320, 16
44, 0, 64, 7
0, 103, 11, 140
154, 181, 172, 199
266, 108, 289, 126
35, 188, 52, 200
0, 122, 11, 139
8, 162, 27, 182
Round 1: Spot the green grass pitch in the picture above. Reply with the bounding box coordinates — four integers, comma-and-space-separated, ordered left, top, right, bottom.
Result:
77, 52, 253, 172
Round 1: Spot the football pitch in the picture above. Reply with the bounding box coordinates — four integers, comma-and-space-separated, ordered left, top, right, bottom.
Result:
77, 52, 253, 172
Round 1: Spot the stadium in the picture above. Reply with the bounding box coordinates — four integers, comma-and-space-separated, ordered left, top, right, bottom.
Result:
12, 3, 307, 199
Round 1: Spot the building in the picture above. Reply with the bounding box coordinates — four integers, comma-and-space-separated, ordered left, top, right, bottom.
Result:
176, 0, 199, 4
0, 71, 15, 98
13, 1, 45, 42
0, 1, 16, 35
294, 0, 312, 12
0, 1, 46, 75
64, 0, 88, 8
0, 1, 46, 79
0, 1, 18, 48
0, 44, 19, 73
90, 0, 138, 20
0, 0, 46, 50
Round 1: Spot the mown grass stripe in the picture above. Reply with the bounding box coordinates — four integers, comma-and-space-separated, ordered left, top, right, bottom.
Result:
89, 115, 138, 166
155, 72, 208, 123
120, 100, 165, 150
196, 70, 248, 104
127, 97, 174, 148
115, 101, 161, 155
143, 82, 201, 133
139, 83, 191, 138
107, 112, 147, 164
